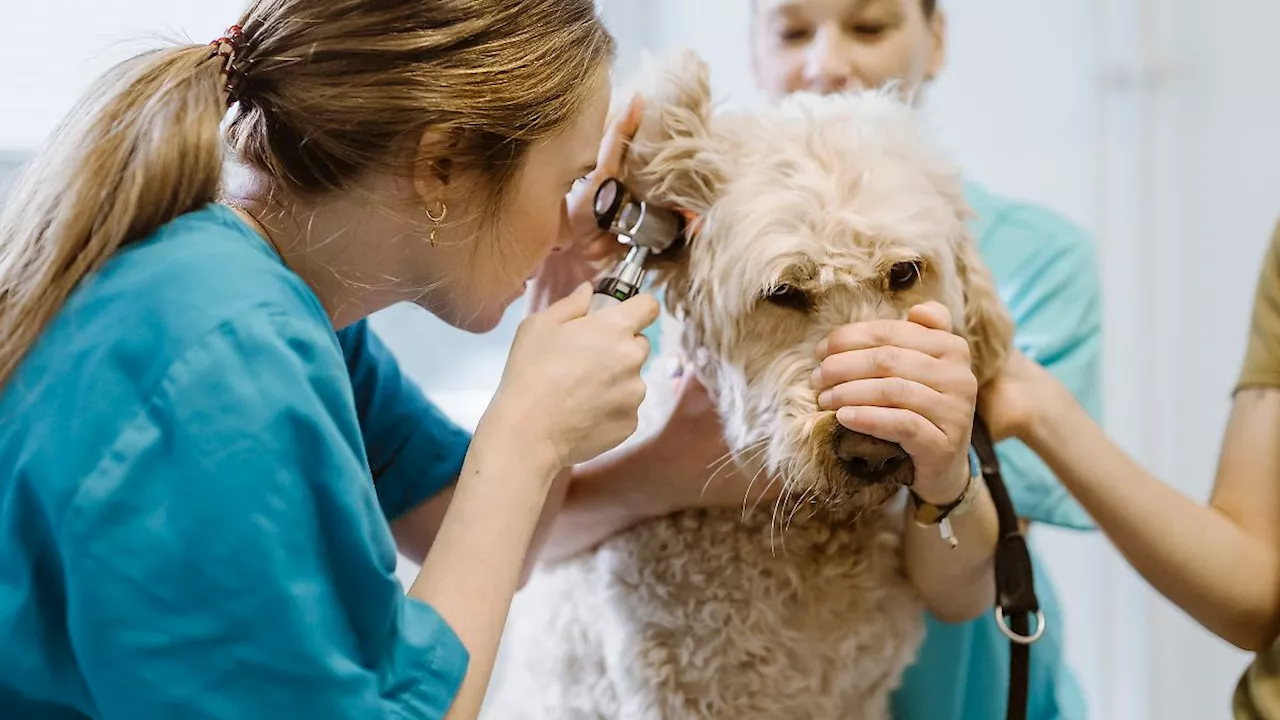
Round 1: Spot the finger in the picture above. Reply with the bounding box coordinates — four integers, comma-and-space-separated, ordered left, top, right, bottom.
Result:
818, 317, 968, 362
580, 233, 628, 262
596, 93, 645, 175
811, 346, 965, 395
540, 282, 594, 324
834, 405, 948, 461
818, 377, 969, 440
906, 301, 954, 332
594, 292, 661, 333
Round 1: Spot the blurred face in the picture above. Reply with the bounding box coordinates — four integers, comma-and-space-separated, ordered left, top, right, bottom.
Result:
421, 67, 610, 332
751, 0, 946, 100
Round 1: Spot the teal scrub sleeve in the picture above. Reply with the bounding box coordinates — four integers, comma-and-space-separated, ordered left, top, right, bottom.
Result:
338, 319, 471, 522
983, 207, 1103, 530
60, 313, 468, 719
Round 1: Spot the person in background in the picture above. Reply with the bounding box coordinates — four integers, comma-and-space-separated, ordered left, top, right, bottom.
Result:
542, 1, 1104, 718
0, 1, 676, 718
980, 219, 1280, 720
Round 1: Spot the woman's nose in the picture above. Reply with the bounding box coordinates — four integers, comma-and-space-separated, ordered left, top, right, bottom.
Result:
802, 26, 858, 94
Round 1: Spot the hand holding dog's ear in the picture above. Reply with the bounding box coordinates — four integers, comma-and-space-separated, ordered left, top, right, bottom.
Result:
977, 347, 1062, 445
527, 94, 647, 314
564, 93, 647, 262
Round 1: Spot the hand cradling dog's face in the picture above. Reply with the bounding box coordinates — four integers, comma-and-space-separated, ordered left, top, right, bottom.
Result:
623, 51, 1012, 519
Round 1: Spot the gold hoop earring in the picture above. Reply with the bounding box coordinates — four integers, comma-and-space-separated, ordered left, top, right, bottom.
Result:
425, 201, 447, 247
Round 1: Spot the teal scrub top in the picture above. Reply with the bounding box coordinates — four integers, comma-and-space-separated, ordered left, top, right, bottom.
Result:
0, 205, 473, 718
642, 181, 1104, 720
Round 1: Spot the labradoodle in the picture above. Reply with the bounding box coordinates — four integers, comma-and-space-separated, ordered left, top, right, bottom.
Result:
483, 49, 1014, 720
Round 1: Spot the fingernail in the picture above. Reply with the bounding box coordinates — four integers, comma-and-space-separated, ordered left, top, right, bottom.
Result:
815, 338, 829, 358
810, 365, 823, 389
818, 390, 832, 409
836, 406, 855, 426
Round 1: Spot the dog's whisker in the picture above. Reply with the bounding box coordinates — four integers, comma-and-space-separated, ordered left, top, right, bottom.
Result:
739, 464, 771, 519
702, 439, 766, 500
783, 486, 812, 537
745, 470, 780, 520
706, 438, 765, 474
769, 481, 791, 557
778, 481, 808, 527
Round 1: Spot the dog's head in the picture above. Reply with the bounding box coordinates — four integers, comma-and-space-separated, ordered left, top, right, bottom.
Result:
622, 51, 1013, 517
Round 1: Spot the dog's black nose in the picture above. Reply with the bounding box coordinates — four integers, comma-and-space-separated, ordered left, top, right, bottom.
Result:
833, 427, 912, 485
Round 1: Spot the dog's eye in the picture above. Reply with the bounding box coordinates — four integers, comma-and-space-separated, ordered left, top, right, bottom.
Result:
764, 283, 812, 311
887, 261, 920, 292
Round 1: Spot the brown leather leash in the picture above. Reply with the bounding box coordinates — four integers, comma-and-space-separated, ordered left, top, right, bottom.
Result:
970, 411, 1043, 720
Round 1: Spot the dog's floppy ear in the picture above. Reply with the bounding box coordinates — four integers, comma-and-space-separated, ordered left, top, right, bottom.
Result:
954, 232, 1014, 385
614, 50, 729, 318
917, 147, 1014, 385
619, 49, 727, 217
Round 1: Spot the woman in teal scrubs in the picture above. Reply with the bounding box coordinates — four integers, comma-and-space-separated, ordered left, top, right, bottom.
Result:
544, 1, 1103, 718
0, 2, 675, 718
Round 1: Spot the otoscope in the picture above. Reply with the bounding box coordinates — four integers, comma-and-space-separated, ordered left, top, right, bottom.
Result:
588, 177, 688, 313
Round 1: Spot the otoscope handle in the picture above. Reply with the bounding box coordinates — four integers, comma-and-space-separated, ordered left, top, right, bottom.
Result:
589, 276, 641, 313
587, 245, 648, 314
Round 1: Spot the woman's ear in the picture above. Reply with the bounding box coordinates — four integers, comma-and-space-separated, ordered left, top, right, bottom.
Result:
411, 128, 454, 206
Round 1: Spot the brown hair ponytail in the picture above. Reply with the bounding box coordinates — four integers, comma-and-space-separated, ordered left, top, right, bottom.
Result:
0, 44, 230, 385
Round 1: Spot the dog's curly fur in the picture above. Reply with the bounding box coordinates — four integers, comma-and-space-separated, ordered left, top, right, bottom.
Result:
483, 50, 1014, 720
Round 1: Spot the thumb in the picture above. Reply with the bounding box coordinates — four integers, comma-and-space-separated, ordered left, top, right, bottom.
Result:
907, 301, 953, 332
597, 292, 661, 333
541, 282, 594, 324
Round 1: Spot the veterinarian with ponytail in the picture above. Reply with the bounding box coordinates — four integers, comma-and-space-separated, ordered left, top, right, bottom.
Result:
541, 1, 1103, 719
980, 218, 1280, 720
0, 2, 687, 718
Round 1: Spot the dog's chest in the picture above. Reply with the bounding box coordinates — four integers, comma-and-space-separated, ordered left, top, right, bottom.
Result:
590, 508, 926, 719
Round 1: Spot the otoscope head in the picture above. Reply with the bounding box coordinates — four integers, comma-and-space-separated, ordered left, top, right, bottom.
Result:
592, 177, 687, 255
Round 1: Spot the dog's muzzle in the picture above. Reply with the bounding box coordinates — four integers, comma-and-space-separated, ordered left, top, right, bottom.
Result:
832, 426, 915, 487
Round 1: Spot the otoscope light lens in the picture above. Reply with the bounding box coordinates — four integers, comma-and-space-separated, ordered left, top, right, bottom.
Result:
594, 178, 621, 218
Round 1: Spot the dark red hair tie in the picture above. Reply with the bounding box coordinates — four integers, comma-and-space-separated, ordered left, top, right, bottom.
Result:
209, 25, 247, 105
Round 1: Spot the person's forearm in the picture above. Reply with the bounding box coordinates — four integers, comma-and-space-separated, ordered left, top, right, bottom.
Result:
520, 467, 573, 583
1027, 391, 1280, 651
539, 435, 669, 563
408, 422, 560, 720
902, 476, 999, 623
391, 467, 574, 589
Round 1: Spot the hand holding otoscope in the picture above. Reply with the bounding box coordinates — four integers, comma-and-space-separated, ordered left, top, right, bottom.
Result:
588, 178, 689, 313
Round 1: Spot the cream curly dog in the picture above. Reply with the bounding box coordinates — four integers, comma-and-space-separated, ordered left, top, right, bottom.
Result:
483, 50, 1013, 720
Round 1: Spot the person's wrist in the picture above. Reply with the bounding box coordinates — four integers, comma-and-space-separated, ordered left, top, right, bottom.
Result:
474, 405, 564, 485
1024, 379, 1076, 456
912, 453, 972, 507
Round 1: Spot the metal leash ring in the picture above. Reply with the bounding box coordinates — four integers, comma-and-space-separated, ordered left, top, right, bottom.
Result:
995, 607, 1046, 645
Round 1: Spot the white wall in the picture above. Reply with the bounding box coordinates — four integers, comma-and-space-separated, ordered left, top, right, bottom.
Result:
2, 1, 240, 152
